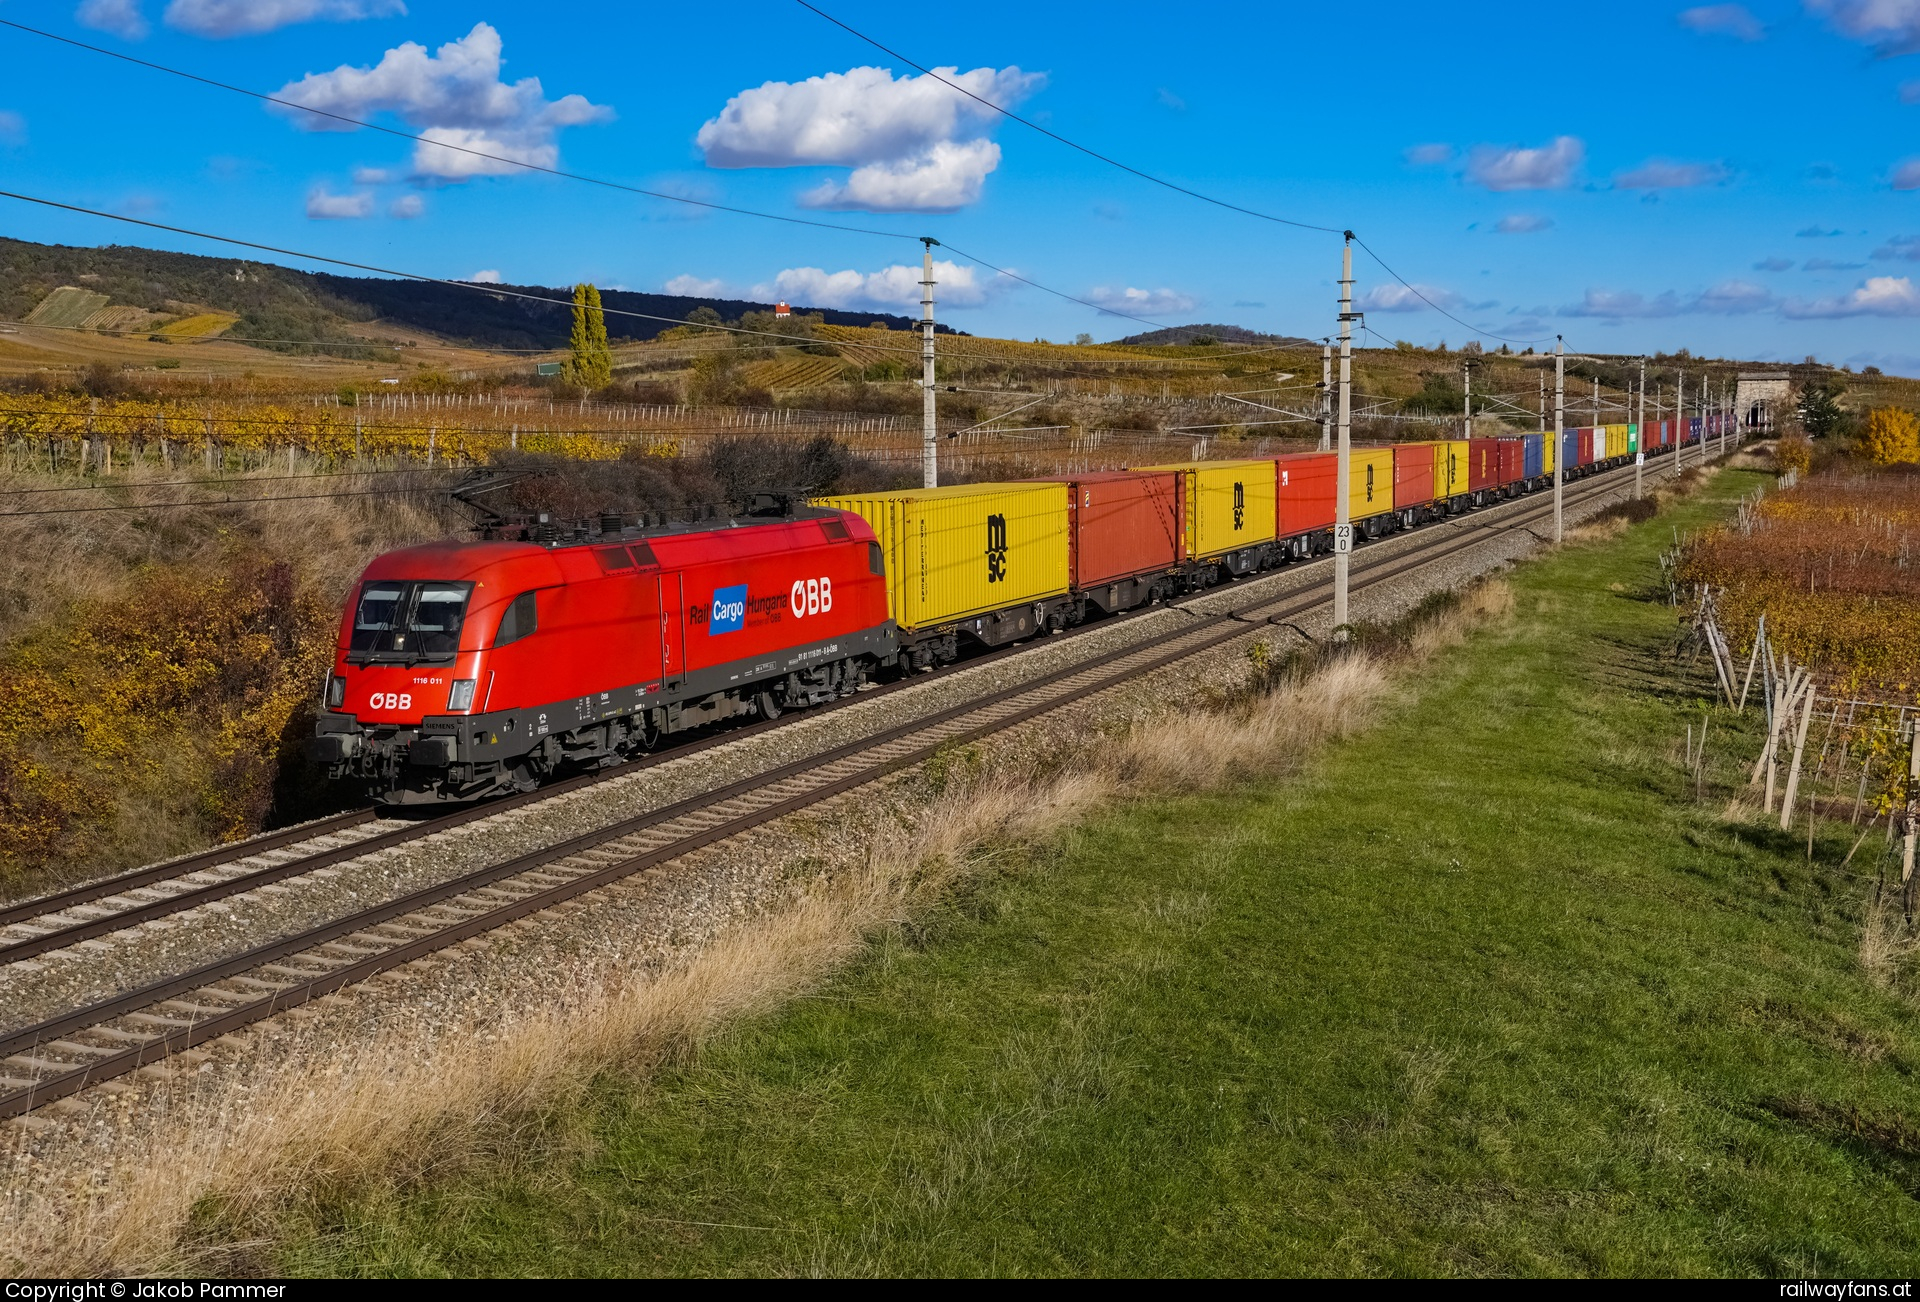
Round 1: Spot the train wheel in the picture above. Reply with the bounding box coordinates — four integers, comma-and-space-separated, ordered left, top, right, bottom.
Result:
755, 689, 783, 720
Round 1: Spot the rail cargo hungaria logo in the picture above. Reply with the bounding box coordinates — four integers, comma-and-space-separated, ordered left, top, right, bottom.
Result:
708, 583, 747, 634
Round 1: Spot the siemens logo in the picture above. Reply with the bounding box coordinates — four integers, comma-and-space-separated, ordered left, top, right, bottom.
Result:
709, 584, 747, 634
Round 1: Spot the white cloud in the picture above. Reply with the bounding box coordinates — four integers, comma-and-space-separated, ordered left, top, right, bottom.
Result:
1798, 225, 1845, 236
0, 112, 24, 147
1614, 158, 1732, 188
163, 0, 403, 37
388, 193, 423, 218
1694, 280, 1775, 312
1563, 281, 1777, 316
76, 0, 148, 38
1805, 257, 1865, 270
753, 259, 1002, 311
466, 269, 502, 284
353, 165, 396, 184
1806, 0, 1920, 55
1465, 136, 1584, 191
697, 65, 1039, 168
664, 274, 725, 297
1156, 87, 1187, 112
1563, 289, 1683, 318
1494, 214, 1552, 234
271, 23, 611, 182
1902, 81, 1920, 103
1873, 235, 1920, 261
1084, 286, 1198, 316
1404, 142, 1453, 165
1784, 275, 1920, 317
1896, 159, 1920, 189
1679, 4, 1766, 39
1754, 255, 1795, 271
695, 64, 1041, 213
1357, 283, 1461, 312
801, 138, 1000, 213
305, 186, 373, 218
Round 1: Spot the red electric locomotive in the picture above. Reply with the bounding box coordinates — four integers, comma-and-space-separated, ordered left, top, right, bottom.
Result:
312, 505, 896, 804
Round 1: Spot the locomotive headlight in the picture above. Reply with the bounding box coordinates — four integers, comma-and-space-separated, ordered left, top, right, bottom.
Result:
447, 679, 477, 712
325, 675, 346, 709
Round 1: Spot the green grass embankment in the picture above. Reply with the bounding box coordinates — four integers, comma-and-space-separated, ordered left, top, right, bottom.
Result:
285, 467, 1920, 1276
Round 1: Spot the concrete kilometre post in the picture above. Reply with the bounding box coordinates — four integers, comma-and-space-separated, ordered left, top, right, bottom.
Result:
920, 238, 938, 489
1333, 235, 1355, 636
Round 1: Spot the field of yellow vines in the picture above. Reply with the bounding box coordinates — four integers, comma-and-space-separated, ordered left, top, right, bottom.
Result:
1679, 469, 1920, 701
0, 393, 681, 465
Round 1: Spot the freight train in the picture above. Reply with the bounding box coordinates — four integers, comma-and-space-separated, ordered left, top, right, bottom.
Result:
313, 416, 1729, 804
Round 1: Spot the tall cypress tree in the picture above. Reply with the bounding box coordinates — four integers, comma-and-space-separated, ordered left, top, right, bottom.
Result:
584, 283, 612, 387
565, 282, 613, 389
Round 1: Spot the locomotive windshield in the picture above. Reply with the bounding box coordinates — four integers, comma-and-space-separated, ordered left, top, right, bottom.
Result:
349, 581, 472, 662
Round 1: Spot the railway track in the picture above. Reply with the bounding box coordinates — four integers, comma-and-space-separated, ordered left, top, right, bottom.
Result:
0, 457, 1666, 1118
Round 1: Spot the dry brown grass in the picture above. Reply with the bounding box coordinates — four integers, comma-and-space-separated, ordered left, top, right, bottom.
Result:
1858, 887, 1919, 990
0, 460, 457, 643
0, 579, 1514, 1277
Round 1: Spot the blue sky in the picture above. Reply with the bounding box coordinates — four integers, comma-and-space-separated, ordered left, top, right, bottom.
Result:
0, 0, 1917, 369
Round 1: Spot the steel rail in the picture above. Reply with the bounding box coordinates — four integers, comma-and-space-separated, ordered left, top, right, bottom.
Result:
0, 451, 1675, 1117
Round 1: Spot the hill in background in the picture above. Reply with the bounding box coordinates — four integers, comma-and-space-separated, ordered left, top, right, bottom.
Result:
0, 237, 948, 358
1116, 323, 1314, 347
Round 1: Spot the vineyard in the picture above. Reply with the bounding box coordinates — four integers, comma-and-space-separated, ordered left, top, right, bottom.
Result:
1678, 468, 1920, 702
740, 355, 849, 392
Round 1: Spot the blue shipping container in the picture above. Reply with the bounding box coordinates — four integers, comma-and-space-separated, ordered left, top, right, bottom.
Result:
1560, 430, 1579, 474
1522, 432, 1543, 480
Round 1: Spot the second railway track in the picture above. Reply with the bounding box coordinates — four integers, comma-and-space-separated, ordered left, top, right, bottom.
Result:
0, 460, 1661, 1117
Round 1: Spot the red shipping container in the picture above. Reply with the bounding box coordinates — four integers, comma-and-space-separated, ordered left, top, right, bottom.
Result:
1467, 438, 1499, 492
1052, 471, 1184, 588
1496, 437, 1524, 488
1392, 442, 1436, 510
1577, 429, 1595, 466
1276, 451, 1337, 538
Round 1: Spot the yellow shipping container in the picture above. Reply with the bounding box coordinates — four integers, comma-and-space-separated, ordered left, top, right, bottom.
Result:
812, 482, 1069, 630
1133, 459, 1277, 559
1350, 447, 1396, 520
1441, 439, 1471, 498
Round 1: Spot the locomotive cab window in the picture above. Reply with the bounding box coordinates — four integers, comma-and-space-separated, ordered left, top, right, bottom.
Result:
348, 580, 472, 663
494, 591, 538, 648
868, 542, 885, 575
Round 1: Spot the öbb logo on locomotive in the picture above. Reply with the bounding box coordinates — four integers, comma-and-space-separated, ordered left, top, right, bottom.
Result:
369, 692, 413, 711
789, 575, 833, 618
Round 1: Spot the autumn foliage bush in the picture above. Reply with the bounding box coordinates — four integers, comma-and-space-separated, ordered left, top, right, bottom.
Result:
1859, 406, 1920, 466
0, 467, 459, 893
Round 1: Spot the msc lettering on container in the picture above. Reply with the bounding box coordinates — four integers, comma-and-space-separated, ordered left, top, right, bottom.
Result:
985, 514, 1008, 583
